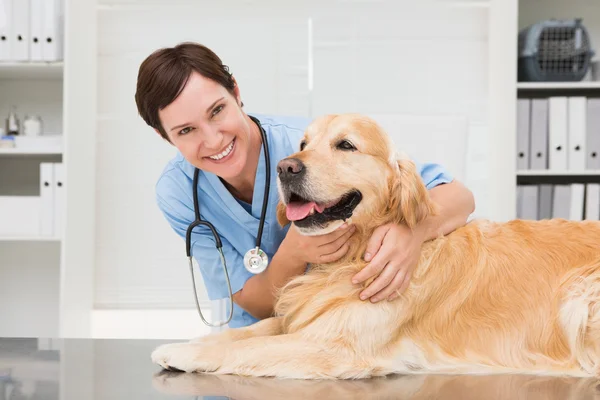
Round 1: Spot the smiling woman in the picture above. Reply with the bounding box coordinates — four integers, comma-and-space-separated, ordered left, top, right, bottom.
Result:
134, 42, 473, 329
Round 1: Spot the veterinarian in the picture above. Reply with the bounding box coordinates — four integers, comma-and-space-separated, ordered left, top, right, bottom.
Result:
135, 42, 476, 329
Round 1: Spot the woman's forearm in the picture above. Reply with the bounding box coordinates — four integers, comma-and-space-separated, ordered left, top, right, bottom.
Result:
233, 242, 306, 320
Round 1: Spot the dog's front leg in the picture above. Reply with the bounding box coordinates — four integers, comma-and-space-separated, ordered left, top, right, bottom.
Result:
189, 316, 283, 346
152, 334, 379, 379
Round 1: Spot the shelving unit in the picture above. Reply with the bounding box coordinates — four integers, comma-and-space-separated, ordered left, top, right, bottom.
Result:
0, 62, 64, 80
0, 2, 66, 338
515, 0, 600, 221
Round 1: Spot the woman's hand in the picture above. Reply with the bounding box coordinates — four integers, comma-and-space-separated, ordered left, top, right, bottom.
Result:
351, 223, 424, 302
282, 223, 356, 265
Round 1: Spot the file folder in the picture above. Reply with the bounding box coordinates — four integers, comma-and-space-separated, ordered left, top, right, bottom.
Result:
29, 0, 43, 61
0, 0, 11, 61
585, 184, 600, 220
517, 99, 531, 170
538, 184, 553, 220
587, 99, 600, 170
40, 162, 54, 236
11, 0, 29, 61
517, 185, 538, 220
549, 97, 569, 171
53, 162, 65, 238
530, 99, 549, 170
552, 184, 571, 219
42, 0, 62, 61
567, 97, 586, 171
569, 183, 585, 221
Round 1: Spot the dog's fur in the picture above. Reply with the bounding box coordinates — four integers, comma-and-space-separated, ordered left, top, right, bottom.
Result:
152, 113, 600, 379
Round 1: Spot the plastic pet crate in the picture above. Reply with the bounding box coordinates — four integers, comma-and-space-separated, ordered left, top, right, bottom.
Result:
518, 18, 595, 82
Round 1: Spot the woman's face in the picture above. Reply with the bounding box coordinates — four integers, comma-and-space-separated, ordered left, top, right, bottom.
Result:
158, 72, 254, 181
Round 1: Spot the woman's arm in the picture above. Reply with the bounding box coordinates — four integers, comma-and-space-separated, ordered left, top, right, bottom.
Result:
233, 243, 306, 320
234, 223, 356, 320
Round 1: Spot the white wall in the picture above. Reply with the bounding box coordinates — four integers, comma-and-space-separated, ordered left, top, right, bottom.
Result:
93, 0, 493, 311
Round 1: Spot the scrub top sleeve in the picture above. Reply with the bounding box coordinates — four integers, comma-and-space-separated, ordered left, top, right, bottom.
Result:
415, 160, 454, 190
156, 193, 249, 300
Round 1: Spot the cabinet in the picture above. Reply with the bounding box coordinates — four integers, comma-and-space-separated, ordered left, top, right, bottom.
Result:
0, 0, 97, 338
515, 0, 600, 221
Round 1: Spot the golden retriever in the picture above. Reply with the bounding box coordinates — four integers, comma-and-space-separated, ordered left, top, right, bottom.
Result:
151, 113, 600, 379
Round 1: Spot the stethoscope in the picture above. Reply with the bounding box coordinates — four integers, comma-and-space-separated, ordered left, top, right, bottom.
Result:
186, 116, 271, 327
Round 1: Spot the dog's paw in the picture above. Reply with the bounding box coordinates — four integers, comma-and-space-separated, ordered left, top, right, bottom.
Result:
151, 343, 218, 373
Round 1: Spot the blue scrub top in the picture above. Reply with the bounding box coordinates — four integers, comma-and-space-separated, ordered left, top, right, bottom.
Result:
155, 113, 453, 328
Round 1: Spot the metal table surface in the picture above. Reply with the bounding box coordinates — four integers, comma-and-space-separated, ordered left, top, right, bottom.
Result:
1, 337, 599, 399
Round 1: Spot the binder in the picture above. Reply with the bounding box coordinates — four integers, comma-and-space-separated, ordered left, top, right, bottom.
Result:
569, 183, 585, 221
585, 184, 600, 220
41, 0, 62, 61
53, 162, 65, 238
538, 184, 553, 220
529, 99, 549, 170
11, 0, 29, 61
29, 0, 43, 61
587, 99, 600, 170
567, 97, 586, 171
549, 97, 569, 171
552, 184, 571, 219
40, 162, 55, 236
516, 99, 531, 170
517, 185, 538, 220
0, 0, 11, 61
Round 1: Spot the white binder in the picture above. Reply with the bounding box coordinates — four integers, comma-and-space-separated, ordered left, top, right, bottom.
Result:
517, 185, 538, 220
552, 184, 571, 219
549, 97, 569, 171
530, 99, 549, 170
29, 0, 43, 61
40, 162, 55, 236
53, 162, 65, 238
569, 183, 585, 221
567, 97, 587, 171
538, 184, 553, 220
517, 99, 531, 170
11, 0, 29, 61
41, 0, 62, 61
585, 184, 600, 220
0, 0, 11, 61
587, 99, 600, 170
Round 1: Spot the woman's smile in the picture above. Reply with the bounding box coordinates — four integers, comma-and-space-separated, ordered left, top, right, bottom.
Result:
205, 137, 236, 164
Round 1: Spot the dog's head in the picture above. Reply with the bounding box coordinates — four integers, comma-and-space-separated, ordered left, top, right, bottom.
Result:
276, 113, 437, 236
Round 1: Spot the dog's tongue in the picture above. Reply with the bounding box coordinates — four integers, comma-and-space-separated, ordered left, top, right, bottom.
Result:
286, 201, 325, 221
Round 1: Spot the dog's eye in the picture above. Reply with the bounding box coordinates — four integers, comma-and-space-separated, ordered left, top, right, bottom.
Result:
336, 140, 356, 151
300, 141, 307, 151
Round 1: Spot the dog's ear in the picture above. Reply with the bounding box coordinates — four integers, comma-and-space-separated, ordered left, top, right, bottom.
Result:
388, 159, 438, 229
276, 200, 290, 227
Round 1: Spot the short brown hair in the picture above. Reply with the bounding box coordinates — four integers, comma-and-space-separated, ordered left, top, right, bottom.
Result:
135, 42, 236, 141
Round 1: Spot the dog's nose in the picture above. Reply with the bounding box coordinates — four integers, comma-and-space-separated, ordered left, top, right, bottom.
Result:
277, 158, 305, 182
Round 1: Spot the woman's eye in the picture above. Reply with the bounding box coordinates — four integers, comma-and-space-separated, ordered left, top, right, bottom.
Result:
211, 105, 224, 117
179, 127, 193, 135
336, 140, 356, 151
300, 141, 307, 151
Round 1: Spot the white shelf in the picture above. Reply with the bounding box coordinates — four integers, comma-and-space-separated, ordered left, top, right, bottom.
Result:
517, 170, 600, 176
0, 147, 62, 155
517, 81, 600, 90
0, 236, 60, 242
0, 62, 63, 80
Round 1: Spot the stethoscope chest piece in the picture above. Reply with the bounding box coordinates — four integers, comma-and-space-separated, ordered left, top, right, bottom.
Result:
243, 247, 269, 274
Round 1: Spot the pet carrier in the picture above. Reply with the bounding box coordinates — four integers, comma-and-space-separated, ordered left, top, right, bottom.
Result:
518, 18, 595, 82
